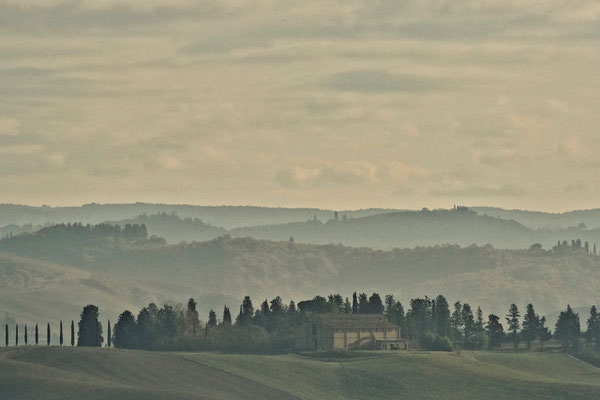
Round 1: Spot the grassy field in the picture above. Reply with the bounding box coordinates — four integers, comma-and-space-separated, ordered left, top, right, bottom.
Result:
1, 347, 600, 400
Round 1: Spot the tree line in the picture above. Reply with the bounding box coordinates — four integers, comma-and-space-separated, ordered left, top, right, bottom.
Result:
4, 295, 599, 354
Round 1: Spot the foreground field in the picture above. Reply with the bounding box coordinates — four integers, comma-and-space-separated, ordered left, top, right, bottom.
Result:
1, 347, 599, 400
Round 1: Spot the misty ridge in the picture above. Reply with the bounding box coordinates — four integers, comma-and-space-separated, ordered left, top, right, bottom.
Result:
1, 204, 600, 332
5, 203, 600, 250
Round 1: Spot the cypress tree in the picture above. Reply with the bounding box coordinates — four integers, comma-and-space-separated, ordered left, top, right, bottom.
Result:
71, 321, 75, 346
24, 325, 28, 346
486, 314, 504, 349
47, 323, 51, 346
555, 305, 581, 352
222, 306, 232, 326
59, 321, 63, 346
208, 310, 217, 327
5, 325, 8, 347
35, 324, 39, 345
522, 304, 540, 350
16, 325, 19, 346
77, 305, 103, 347
539, 316, 552, 351
107, 320, 112, 348
505, 304, 520, 350
352, 292, 358, 314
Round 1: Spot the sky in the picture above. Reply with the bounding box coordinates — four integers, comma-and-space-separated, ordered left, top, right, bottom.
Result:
1, 0, 599, 211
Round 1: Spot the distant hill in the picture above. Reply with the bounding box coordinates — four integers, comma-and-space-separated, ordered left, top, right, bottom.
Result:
106, 213, 227, 244
0, 203, 394, 230
230, 208, 600, 250
472, 207, 600, 230
1, 347, 599, 400
5, 203, 600, 250
230, 208, 537, 248
1, 229, 599, 322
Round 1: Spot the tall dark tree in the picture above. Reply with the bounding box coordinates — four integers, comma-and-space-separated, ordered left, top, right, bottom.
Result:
385, 295, 396, 321
327, 294, 344, 313
222, 306, 232, 326
462, 304, 476, 349
555, 305, 581, 353
186, 298, 199, 337
505, 304, 520, 350
208, 310, 217, 327
157, 304, 178, 342
35, 324, 39, 345
407, 297, 432, 339
59, 321, 63, 346
113, 310, 138, 349
137, 304, 158, 349
107, 320, 112, 348
24, 325, 28, 345
587, 305, 600, 350
77, 304, 103, 347
538, 316, 552, 351
522, 304, 540, 350
368, 293, 385, 314
237, 296, 254, 324
16, 325, 18, 346
5, 325, 8, 347
47, 323, 51, 346
433, 295, 450, 337
288, 301, 297, 314
352, 292, 358, 314
475, 306, 486, 349
70, 321, 75, 346
358, 293, 369, 314
486, 314, 504, 349
450, 302, 464, 345
344, 298, 351, 314
260, 300, 270, 316
270, 296, 285, 314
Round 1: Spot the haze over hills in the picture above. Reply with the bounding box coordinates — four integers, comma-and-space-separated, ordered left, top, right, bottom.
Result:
0, 203, 395, 231
1, 226, 599, 327
4, 204, 600, 250
472, 207, 600, 230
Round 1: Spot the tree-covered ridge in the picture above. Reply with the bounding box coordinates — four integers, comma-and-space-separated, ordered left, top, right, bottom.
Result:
7, 207, 600, 250
58, 292, 598, 356
0, 222, 159, 267
105, 212, 227, 244
1, 230, 600, 318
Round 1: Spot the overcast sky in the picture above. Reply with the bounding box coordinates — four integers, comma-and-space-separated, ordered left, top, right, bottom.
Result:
1, 0, 599, 211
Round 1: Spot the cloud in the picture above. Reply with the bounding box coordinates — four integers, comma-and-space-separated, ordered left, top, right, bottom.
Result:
429, 183, 528, 198
0, 117, 20, 136
323, 70, 447, 93
1, 0, 600, 210
277, 163, 379, 188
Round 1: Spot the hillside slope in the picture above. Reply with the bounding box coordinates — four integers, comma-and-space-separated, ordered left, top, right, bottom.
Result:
0, 203, 393, 230
0, 250, 237, 330
1, 347, 599, 400
0, 347, 296, 400
1, 233, 600, 321
230, 209, 537, 249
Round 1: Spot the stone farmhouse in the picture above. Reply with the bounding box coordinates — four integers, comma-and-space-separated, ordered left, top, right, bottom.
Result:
296, 314, 407, 350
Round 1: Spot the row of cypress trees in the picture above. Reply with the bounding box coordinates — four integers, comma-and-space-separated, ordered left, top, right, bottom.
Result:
3, 321, 75, 347
2, 305, 107, 348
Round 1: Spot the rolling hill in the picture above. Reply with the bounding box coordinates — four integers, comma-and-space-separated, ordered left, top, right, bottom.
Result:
5, 205, 600, 250
1, 347, 599, 400
0, 203, 393, 231
1, 229, 599, 325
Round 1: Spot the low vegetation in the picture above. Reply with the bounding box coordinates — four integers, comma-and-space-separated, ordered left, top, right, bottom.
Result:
1, 347, 599, 400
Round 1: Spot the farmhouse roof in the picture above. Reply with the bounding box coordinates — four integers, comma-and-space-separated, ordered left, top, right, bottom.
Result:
312, 314, 398, 329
